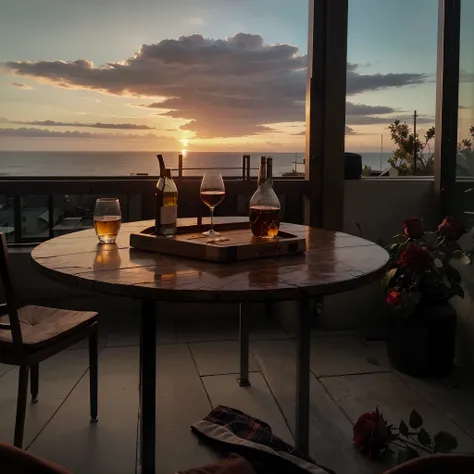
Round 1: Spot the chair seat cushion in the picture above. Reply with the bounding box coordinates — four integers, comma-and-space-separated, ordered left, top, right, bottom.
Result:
0, 441, 72, 474
0, 305, 97, 345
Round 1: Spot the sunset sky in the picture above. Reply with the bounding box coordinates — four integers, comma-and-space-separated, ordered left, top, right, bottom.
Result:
1, 0, 471, 153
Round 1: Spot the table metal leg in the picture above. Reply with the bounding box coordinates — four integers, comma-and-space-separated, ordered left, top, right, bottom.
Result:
238, 303, 251, 387
295, 296, 312, 455
265, 302, 274, 319
140, 300, 157, 474
139, 313, 144, 392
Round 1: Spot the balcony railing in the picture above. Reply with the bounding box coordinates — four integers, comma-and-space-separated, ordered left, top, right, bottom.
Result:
2, 170, 473, 246
0, 175, 307, 244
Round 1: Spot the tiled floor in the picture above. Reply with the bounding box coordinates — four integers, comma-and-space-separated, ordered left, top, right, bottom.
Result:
0, 309, 473, 474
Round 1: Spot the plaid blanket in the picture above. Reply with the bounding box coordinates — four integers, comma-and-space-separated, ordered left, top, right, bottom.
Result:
191, 406, 334, 474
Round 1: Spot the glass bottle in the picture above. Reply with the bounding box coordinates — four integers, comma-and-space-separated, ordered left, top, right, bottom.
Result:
155, 154, 178, 236
249, 156, 281, 238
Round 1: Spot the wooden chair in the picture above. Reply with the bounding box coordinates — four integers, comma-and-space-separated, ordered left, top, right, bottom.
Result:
0, 232, 99, 448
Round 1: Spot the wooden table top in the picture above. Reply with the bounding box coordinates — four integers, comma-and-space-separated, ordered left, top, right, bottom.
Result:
31, 217, 389, 303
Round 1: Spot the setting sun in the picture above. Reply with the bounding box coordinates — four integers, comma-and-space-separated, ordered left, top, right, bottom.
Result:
180, 138, 189, 156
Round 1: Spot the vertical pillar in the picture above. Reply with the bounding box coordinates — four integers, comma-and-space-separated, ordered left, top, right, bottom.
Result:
305, 0, 348, 230
178, 154, 183, 179
434, 0, 461, 219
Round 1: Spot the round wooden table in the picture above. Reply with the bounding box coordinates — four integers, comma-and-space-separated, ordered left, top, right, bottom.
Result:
32, 217, 389, 474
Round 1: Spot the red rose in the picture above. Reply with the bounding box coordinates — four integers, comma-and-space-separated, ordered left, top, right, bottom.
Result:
386, 290, 403, 306
398, 245, 433, 273
353, 408, 392, 459
438, 217, 467, 241
402, 217, 424, 239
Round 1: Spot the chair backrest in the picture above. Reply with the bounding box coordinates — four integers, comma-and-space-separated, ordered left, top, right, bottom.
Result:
0, 233, 23, 347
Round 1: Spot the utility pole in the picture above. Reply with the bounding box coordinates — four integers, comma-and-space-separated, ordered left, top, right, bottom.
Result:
413, 110, 417, 175
380, 134, 383, 172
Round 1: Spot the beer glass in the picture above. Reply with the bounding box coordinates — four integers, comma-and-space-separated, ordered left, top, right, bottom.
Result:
93, 198, 121, 244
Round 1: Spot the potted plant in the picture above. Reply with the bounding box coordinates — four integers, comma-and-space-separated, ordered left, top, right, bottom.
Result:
383, 217, 472, 377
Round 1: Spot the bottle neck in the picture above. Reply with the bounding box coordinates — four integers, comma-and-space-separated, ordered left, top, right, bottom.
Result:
157, 154, 166, 178
266, 159, 273, 188
257, 157, 267, 187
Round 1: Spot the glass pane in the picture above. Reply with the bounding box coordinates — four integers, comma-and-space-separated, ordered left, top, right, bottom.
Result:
458, 0, 474, 178
457, 0, 474, 226
20, 195, 50, 239
346, 0, 437, 176
0, 1, 307, 179
52, 195, 129, 237
455, 0, 474, 369
0, 196, 15, 242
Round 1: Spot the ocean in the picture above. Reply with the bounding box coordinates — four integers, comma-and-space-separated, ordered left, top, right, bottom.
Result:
0, 151, 392, 177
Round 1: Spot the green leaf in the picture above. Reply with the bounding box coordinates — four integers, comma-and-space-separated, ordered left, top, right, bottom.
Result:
444, 266, 462, 283
434, 431, 458, 452
417, 428, 432, 446
383, 268, 398, 289
453, 284, 465, 298
399, 420, 409, 437
442, 276, 452, 288
409, 409, 423, 429
397, 447, 420, 463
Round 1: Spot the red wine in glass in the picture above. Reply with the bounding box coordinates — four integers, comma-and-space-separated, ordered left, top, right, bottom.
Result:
200, 173, 225, 236
200, 190, 225, 208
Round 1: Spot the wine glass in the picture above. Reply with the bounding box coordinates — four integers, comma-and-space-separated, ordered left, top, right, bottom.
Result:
200, 173, 225, 236
93, 198, 122, 244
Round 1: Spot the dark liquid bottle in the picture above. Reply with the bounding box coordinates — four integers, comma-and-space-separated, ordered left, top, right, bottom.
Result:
249, 156, 281, 238
155, 154, 178, 236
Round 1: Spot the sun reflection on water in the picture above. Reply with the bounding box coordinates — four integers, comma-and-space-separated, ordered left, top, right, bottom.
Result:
180, 139, 189, 157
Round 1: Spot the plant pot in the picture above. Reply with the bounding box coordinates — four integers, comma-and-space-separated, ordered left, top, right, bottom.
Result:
387, 300, 456, 378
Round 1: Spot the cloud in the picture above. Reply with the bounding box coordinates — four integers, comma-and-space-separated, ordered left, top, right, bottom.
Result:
3, 33, 429, 138
0, 127, 162, 139
346, 102, 397, 115
346, 70, 426, 95
346, 114, 434, 126
345, 102, 431, 127
6, 119, 155, 130
11, 82, 32, 89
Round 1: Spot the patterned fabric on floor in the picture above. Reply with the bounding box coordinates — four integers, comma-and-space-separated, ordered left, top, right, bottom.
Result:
191, 405, 335, 474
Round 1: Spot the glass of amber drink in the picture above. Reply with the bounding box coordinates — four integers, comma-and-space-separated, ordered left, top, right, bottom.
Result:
93, 198, 122, 244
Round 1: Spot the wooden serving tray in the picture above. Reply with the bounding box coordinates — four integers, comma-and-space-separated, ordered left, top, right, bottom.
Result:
129, 221, 306, 262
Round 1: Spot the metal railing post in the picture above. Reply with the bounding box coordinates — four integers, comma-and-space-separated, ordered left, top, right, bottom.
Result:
178, 154, 183, 178
242, 155, 250, 180
13, 196, 22, 243
48, 195, 54, 239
